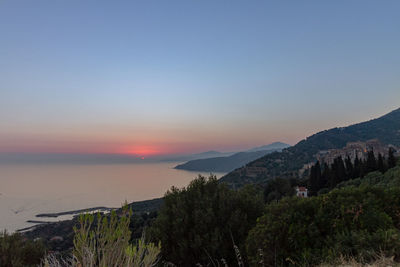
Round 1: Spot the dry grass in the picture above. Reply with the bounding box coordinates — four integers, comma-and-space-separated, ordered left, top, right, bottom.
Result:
319, 254, 399, 267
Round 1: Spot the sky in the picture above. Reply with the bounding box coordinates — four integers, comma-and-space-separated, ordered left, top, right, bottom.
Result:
0, 1, 399, 156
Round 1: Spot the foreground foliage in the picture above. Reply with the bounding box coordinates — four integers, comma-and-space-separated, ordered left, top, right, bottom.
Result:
246, 186, 400, 266
39, 206, 161, 267
0, 230, 46, 267
150, 175, 264, 266
71, 206, 161, 267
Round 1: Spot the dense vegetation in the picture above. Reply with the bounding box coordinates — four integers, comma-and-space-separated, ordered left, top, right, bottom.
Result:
247, 186, 400, 266
336, 163, 400, 189
152, 159, 400, 266
0, 231, 46, 267
308, 148, 397, 195
221, 108, 400, 188
149, 175, 264, 266
263, 177, 298, 203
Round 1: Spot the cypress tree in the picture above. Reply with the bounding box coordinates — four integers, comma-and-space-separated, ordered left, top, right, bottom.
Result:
315, 161, 322, 190
329, 160, 337, 188
344, 156, 353, 181
377, 153, 385, 173
353, 155, 361, 178
331, 156, 346, 186
308, 162, 321, 196
320, 163, 329, 189
388, 148, 397, 169
359, 158, 366, 177
308, 165, 316, 196
366, 150, 377, 173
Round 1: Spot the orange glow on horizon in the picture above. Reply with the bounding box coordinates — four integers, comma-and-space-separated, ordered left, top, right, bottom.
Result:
117, 146, 161, 156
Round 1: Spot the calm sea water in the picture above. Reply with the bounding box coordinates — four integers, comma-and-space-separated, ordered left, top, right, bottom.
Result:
0, 162, 224, 232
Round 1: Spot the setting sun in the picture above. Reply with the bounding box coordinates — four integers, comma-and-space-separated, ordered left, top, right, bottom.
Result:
118, 146, 161, 157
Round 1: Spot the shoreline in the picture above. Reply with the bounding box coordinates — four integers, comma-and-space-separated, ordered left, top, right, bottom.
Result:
18, 197, 164, 232
35, 206, 114, 218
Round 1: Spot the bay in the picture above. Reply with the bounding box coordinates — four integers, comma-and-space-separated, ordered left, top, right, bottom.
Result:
0, 162, 224, 232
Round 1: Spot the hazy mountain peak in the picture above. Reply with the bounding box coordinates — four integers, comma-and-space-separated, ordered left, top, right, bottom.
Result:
247, 142, 291, 152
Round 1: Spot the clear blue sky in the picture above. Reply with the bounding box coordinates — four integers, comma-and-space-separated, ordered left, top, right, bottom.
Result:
0, 1, 399, 155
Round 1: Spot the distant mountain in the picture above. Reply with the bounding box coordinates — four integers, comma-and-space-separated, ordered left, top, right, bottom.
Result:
247, 142, 290, 152
175, 143, 289, 172
220, 108, 400, 188
156, 150, 235, 162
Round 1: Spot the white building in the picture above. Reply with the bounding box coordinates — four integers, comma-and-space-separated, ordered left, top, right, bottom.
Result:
296, 187, 308, 198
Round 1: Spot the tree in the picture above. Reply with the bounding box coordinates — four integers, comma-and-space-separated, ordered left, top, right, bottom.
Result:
353, 155, 361, 178
345, 156, 354, 180
264, 177, 295, 202
331, 157, 346, 187
377, 153, 385, 173
320, 163, 330, 189
308, 161, 322, 196
0, 231, 46, 267
150, 175, 264, 266
366, 150, 377, 173
388, 148, 397, 169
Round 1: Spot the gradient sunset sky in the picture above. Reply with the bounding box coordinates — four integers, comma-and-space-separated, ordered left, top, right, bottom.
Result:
1, 1, 399, 156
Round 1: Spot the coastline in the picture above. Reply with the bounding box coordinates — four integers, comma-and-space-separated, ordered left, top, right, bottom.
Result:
19, 197, 163, 232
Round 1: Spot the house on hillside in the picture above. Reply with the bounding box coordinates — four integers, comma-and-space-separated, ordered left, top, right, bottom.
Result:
296, 187, 308, 198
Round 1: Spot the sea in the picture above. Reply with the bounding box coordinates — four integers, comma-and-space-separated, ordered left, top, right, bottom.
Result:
0, 162, 224, 232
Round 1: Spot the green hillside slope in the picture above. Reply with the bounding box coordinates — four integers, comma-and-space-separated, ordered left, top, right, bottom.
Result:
220, 108, 400, 188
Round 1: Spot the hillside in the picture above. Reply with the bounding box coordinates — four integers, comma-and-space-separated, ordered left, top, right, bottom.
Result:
157, 150, 235, 162
246, 142, 290, 152
220, 108, 400, 188
175, 142, 290, 172
175, 150, 277, 172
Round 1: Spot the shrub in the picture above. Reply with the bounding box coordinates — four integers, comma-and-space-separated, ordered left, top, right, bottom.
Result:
150, 175, 264, 266
0, 230, 46, 267
246, 186, 400, 266
71, 205, 161, 267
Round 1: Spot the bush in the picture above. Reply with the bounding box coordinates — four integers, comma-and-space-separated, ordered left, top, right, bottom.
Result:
71, 205, 161, 267
0, 230, 46, 267
246, 186, 400, 266
150, 175, 264, 266
263, 177, 296, 203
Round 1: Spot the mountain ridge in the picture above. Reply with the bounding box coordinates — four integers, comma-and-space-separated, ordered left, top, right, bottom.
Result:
247, 142, 290, 152
220, 108, 400, 188
174, 142, 290, 172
